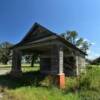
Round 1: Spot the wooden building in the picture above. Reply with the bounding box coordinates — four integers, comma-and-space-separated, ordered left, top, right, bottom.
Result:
10, 23, 86, 89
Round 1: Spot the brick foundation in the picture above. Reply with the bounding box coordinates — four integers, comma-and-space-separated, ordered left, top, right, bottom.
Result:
57, 73, 65, 89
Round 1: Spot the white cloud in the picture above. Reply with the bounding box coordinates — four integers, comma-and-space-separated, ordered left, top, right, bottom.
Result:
91, 42, 95, 45
84, 38, 90, 42
75, 37, 80, 41
87, 50, 91, 54
87, 51, 100, 60
83, 38, 95, 46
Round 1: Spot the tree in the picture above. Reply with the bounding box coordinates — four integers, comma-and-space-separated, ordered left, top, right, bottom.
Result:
66, 31, 78, 45
80, 41, 91, 52
76, 38, 84, 47
24, 53, 39, 67
24, 55, 32, 64
91, 57, 100, 65
61, 31, 78, 45
61, 31, 91, 53
31, 53, 38, 67
0, 42, 13, 64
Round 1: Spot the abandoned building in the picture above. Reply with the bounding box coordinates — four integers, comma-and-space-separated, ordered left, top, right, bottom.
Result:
10, 23, 86, 89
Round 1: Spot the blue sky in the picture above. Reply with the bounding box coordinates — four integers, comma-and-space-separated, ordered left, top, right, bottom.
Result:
0, 0, 100, 59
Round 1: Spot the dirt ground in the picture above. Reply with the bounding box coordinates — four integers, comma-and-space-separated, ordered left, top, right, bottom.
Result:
0, 68, 10, 75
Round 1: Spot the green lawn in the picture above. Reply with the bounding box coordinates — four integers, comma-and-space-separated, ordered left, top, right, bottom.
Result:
0, 65, 100, 100
0, 64, 39, 68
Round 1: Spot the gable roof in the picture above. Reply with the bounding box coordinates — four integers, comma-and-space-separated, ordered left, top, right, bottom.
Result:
11, 22, 87, 55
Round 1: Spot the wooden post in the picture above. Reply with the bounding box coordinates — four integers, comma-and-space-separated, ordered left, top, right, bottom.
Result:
51, 45, 65, 89
76, 55, 79, 76
58, 47, 64, 74
10, 49, 22, 77
57, 46, 65, 89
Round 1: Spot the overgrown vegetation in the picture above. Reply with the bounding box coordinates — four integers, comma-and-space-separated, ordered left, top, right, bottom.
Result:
0, 65, 99, 100
79, 66, 100, 100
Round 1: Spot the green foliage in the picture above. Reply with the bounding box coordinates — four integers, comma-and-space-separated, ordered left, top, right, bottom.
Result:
61, 31, 78, 45
66, 31, 78, 45
80, 41, 91, 52
31, 53, 38, 67
0, 65, 100, 100
91, 57, 100, 65
79, 75, 91, 90
3, 87, 79, 100
80, 90, 100, 100
65, 77, 78, 92
0, 42, 13, 64
76, 38, 84, 47
78, 67, 100, 100
24, 55, 32, 64
60, 31, 91, 53
23, 53, 39, 67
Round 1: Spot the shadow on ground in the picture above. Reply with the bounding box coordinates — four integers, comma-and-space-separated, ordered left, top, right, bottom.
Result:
0, 71, 47, 89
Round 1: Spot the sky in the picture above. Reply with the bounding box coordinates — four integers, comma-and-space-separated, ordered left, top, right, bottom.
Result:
0, 0, 100, 59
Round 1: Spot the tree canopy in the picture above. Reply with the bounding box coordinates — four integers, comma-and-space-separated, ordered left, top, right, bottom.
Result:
91, 57, 100, 65
0, 42, 13, 64
61, 31, 91, 53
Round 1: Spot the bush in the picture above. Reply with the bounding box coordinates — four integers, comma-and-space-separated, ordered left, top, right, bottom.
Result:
80, 90, 100, 100
79, 76, 91, 90
65, 77, 78, 92
78, 66, 100, 100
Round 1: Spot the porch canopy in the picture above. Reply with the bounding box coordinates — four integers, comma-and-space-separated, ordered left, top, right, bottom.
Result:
10, 23, 86, 88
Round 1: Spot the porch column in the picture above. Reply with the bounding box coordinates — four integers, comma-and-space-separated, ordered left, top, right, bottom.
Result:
57, 46, 65, 89
10, 49, 22, 77
51, 45, 65, 89
76, 55, 79, 76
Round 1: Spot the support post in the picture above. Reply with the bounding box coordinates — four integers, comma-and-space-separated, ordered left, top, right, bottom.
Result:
76, 55, 79, 76
57, 46, 65, 89
51, 45, 65, 89
10, 49, 22, 77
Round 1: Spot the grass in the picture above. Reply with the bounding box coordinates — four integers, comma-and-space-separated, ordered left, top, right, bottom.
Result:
0, 64, 39, 68
0, 65, 100, 100
78, 66, 100, 100
3, 87, 79, 100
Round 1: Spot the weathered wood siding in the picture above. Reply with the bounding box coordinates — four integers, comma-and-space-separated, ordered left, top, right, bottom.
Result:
40, 52, 51, 74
